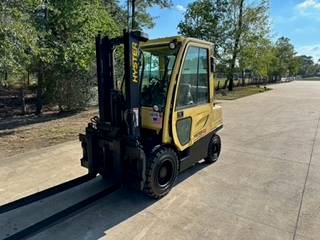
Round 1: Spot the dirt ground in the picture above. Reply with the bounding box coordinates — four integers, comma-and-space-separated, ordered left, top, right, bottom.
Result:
0, 108, 98, 159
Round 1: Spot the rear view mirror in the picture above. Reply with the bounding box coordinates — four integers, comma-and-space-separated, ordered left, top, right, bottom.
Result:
210, 57, 216, 73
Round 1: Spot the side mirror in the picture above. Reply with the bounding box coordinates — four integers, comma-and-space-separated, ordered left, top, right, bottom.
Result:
210, 57, 216, 73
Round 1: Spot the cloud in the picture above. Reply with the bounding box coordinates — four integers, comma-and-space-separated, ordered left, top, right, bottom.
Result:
296, 0, 320, 13
297, 44, 320, 61
175, 4, 186, 13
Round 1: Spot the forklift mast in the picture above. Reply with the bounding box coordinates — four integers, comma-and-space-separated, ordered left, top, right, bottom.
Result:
96, 30, 148, 137
80, 30, 148, 188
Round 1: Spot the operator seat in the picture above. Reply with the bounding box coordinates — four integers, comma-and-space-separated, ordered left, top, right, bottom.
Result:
177, 83, 194, 106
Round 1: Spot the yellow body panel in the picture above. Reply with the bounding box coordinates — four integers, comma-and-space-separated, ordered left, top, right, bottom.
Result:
140, 36, 223, 151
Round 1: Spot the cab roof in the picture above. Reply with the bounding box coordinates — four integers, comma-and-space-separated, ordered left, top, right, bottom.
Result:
141, 36, 214, 48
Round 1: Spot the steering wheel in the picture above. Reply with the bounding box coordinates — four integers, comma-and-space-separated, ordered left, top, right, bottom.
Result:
150, 77, 161, 87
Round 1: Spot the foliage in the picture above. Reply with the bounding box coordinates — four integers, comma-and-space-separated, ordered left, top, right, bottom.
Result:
238, 0, 271, 77
273, 37, 296, 77
39, 0, 120, 111
0, 1, 38, 86
0, 0, 174, 112
224, 0, 245, 90
133, 0, 172, 29
178, 0, 272, 90
178, 0, 228, 56
1, 0, 319, 114
0, 0, 173, 112
296, 55, 320, 77
240, 37, 276, 78
103, 0, 127, 29
179, 0, 320, 87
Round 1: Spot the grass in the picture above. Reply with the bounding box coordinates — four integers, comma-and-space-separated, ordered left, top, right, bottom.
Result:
216, 86, 271, 100
215, 78, 254, 89
297, 77, 320, 81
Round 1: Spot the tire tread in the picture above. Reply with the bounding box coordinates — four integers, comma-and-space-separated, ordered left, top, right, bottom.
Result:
144, 147, 178, 199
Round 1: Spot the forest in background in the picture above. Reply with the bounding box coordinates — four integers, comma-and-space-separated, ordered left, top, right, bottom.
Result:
0, 0, 319, 116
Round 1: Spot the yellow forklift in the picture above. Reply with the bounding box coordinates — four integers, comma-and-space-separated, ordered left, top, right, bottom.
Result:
79, 30, 223, 198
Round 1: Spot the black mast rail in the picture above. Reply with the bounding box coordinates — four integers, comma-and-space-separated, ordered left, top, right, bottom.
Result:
0, 174, 95, 214
3, 183, 120, 240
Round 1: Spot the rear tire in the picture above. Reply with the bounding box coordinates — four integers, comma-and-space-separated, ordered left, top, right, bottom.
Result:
143, 147, 178, 199
205, 134, 221, 164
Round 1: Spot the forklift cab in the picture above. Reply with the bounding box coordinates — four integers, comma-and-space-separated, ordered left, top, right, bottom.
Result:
80, 31, 223, 199
140, 37, 222, 168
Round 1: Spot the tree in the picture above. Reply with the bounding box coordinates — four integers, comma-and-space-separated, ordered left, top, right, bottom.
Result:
103, 0, 127, 28
178, 0, 228, 56
225, 0, 270, 90
238, 0, 271, 81
1, 0, 175, 114
33, 0, 120, 111
132, 0, 172, 29
178, 0, 270, 90
39, 0, 174, 111
288, 56, 300, 77
273, 37, 296, 79
226, 0, 244, 90
111, 0, 173, 29
240, 37, 276, 82
296, 55, 315, 76
0, 1, 38, 87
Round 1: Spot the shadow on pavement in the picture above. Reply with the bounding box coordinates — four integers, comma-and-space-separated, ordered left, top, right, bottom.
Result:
32, 161, 209, 240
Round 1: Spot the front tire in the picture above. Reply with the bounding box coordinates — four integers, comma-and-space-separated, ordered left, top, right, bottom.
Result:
205, 134, 221, 164
144, 147, 178, 199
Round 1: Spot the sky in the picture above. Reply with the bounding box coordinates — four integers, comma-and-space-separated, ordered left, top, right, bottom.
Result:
129, 0, 320, 61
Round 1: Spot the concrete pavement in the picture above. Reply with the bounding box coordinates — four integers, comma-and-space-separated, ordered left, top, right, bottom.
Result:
0, 81, 319, 240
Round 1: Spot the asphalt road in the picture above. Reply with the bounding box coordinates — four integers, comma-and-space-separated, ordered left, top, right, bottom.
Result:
1, 81, 319, 240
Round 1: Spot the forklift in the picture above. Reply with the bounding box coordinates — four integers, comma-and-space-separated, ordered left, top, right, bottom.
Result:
79, 29, 223, 198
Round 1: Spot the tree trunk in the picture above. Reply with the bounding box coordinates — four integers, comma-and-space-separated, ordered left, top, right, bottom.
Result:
223, 80, 228, 89
20, 88, 26, 115
4, 71, 8, 87
241, 69, 245, 86
228, 0, 245, 91
27, 71, 30, 88
36, 67, 43, 115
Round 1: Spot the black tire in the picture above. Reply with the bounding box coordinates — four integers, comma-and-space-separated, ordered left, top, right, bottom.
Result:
205, 134, 221, 164
144, 147, 178, 199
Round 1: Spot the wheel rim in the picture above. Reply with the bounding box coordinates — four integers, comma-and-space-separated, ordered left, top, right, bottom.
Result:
157, 160, 174, 187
